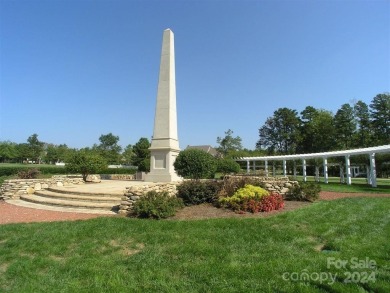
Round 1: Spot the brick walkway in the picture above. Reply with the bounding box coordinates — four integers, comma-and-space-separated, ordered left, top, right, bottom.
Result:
0, 201, 114, 225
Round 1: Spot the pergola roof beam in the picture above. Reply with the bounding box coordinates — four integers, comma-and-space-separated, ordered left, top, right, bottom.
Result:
236, 145, 390, 161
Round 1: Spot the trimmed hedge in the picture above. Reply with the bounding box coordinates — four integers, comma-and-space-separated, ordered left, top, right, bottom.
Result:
0, 165, 136, 177
0, 165, 65, 176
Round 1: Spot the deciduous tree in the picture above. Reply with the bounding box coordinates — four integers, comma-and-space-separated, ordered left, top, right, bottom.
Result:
27, 134, 44, 163
0, 141, 18, 163
299, 109, 336, 153
65, 149, 107, 181
257, 108, 301, 154
216, 129, 243, 157
132, 138, 151, 171
96, 133, 122, 164
44, 144, 70, 164
122, 144, 134, 165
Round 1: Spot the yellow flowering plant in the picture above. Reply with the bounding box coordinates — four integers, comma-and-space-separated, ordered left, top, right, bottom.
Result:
219, 184, 269, 206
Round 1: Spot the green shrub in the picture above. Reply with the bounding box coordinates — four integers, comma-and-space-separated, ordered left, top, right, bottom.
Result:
0, 165, 65, 177
216, 158, 240, 175
137, 158, 150, 172
219, 184, 269, 209
220, 176, 266, 197
286, 181, 321, 202
17, 168, 40, 179
0, 166, 26, 176
174, 149, 217, 179
177, 180, 222, 205
0, 164, 136, 180
132, 191, 184, 219
219, 185, 285, 213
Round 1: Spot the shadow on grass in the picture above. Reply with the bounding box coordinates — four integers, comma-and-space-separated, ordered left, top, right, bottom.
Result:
319, 182, 390, 194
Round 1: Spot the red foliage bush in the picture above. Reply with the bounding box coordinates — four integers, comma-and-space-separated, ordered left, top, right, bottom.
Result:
235, 192, 284, 213
260, 193, 284, 212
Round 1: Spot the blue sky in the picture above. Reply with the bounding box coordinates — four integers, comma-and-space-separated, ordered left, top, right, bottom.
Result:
1, 0, 389, 150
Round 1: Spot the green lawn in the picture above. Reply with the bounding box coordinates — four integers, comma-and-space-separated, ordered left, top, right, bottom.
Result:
319, 182, 390, 194
296, 176, 390, 194
1, 197, 389, 292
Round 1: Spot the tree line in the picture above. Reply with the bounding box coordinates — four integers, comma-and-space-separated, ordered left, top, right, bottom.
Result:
0, 133, 151, 171
256, 93, 389, 155
1, 93, 388, 170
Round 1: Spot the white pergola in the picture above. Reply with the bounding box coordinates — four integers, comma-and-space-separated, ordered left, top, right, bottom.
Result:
236, 145, 390, 187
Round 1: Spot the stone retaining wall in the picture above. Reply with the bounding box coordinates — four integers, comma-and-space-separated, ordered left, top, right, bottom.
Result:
0, 174, 140, 200
100, 174, 135, 181
119, 183, 180, 215
0, 175, 84, 200
225, 175, 299, 195
118, 176, 299, 215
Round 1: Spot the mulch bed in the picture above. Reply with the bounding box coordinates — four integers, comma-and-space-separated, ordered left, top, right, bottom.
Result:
170, 192, 390, 220
169, 200, 311, 220
1, 192, 389, 224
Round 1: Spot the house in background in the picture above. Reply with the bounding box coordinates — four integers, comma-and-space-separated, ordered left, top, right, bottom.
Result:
185, 145, 219, 157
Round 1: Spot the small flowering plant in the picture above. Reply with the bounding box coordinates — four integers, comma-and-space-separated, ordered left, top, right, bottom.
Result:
219, 185, 284, 213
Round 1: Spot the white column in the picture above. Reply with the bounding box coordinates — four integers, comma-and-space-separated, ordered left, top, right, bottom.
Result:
315, 166, 319, 182
366, 165, 372, 185
293, 161, 297, 179
246, 160, 250, 174
253, 161, 256, 173
265, 160, 268, 177
302, 159, 307, 182
369, 153, 377, 188
283, 160, 287, 176
340, 164, 345, 184
272, 163, 276, 176
323, 158, 328, 184
345, 155, 352, 185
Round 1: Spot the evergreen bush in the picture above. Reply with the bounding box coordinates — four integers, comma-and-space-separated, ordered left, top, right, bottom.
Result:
286, 181, 321, 201
132, 191, 183, 219
174, 149, 216, 179
216, 158, 241, 175
177, 180, 222, 205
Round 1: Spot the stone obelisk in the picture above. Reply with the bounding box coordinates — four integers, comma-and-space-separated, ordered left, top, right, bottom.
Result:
145, 29, 181, 182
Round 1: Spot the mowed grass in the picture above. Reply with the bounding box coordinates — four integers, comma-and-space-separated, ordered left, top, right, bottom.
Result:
291, 176, 390, 194
0, 197, 389, 292
319, 181, 390, 194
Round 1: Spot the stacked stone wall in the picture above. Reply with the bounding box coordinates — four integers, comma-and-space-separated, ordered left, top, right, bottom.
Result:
100, 174, 135, 180
0, 175, 84, 200
119, 183, 180, 215
225, 175, 299, 196
119, 176, 299, 215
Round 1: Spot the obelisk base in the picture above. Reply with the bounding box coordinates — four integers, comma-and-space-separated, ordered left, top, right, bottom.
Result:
145, 148, 182, 182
